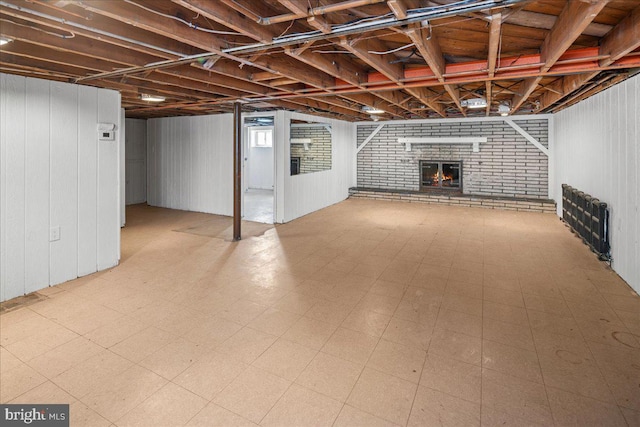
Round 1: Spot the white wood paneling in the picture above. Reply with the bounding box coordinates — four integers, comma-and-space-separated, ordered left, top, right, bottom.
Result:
0, 73, 121, 302
120, 108, 126, 227
77, 85, 98, 277
24, 78, 50, 293
553, 74, 640, 293
280, 111, 356, 222
49, 81, 79, 285
147, 114, 234, 216
125, 118, 147, 205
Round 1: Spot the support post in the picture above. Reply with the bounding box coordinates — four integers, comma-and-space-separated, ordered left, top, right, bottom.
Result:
233, 102, 242, 241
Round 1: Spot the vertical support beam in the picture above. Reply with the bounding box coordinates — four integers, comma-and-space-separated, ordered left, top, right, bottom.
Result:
233, 102, 242, 241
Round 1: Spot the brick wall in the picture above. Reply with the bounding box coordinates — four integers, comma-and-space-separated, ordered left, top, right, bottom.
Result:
291, 125, 332, 174
356, 119, 549, 199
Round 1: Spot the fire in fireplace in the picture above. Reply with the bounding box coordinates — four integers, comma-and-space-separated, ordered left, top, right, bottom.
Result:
420, 161, 462, 191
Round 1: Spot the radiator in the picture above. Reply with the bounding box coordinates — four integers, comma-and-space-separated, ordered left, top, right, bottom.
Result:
561, 184, 610, 260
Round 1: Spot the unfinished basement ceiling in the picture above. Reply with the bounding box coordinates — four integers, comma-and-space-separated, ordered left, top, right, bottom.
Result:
1, 0, 639, 120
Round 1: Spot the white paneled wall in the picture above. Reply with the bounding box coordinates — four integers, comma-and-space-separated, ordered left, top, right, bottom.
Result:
125, 118, 147, 205
278, 111, 356, 222
146, 111, 355, 223
553, 74, 639, 293
0, 74, 121, 302
147, 114, 234, 216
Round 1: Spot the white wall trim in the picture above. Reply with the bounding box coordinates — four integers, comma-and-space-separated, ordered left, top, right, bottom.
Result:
397, 136, 487, 152
357, 124, 384, 153
504, 118, 549, 156
356, 113, 553, 127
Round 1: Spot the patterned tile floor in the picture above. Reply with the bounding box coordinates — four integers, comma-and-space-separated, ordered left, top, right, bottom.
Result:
1, 199, 639, 426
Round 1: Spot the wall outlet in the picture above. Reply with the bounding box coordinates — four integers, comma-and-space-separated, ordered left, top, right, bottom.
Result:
50, 226, 60, 242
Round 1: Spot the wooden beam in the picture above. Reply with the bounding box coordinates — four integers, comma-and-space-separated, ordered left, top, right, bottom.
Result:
405, 87, 446, 117
308, 15, 332, 34
540, 0, 609, 73
486, 12, 502, 116
340, 37, 404, 83
387, 0, 420, 19
510, 0, 608, 113
171, 0, 275, 43
599, 4, 640, 66
405, 23, 463, 115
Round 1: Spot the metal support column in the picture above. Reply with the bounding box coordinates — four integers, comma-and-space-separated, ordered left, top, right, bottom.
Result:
233, 102, 242, 241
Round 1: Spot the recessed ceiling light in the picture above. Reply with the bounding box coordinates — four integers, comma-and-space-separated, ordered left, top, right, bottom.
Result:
0, 37, 13, 46
140, 93, 166, 102
362, 105, 385, 114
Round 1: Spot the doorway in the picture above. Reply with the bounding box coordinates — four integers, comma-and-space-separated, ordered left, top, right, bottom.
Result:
243, 116, 275, 223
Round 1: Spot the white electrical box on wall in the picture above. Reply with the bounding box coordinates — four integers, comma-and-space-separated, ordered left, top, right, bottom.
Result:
98, 122, 116, 141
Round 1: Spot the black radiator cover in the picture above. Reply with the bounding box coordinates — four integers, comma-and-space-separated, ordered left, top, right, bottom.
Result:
561, 184, 610, 259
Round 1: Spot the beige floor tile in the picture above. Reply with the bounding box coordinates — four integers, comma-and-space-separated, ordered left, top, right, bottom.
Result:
246, 308, 300, 336
4, 323, 79, 362
420, 353, 481, 403
482, 339, 542, 383
355, 293, 401, 316
587, 340, 640, 410
546, 386, 627, 426
139, 338, 210, 380
0, 362, 47, 402
483, 317, 535, 351
8, 380, 74, 404
480, 405, 549, 427
304, 299, 354, 326
428, 327, 482, 366
115, 383, 207, 427
321, 327, 378, 365
445, 280, 483, 299
186, 403, 258, 427
448, 267, 483, 286
0, 347, 23, 373
271, 292, 319, 315
621, 407, 640, 426
173, 351, 249, 400
69, 401, 112, 427
261, 384, 342, 427
184, 316, 243, 347
408, 386, 480, 427
333, 404, 400, 427
215, 327, 277, 364
436, 309, 482, 338
281, 316, 337, 350
367, 339, 425, 383
483, 300, 529, 326
109, 326, 177, 363
213, 366, 291, 424
346, 367, 417, 426
341, 309, 391, 337
252, 338, 317, 381
295, 352, 362, 402
382, 317, 433, 350
369, 279, 408, 299
52, 350, 133, 399
528, 309, 581, 338
481, 368, 553, 425
80, 365, 167, 422
217, 299, 268, 326
27, 336, 104, 378
440, 293, 483, 317
523, 293, 571, 318
83, 315, 148, 348
483, 286, 524, 308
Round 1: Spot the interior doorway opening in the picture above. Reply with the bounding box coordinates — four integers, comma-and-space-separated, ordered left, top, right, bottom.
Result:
243, 115, 275, 224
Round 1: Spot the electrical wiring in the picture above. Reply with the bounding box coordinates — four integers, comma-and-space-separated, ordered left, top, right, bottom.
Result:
0, 18, 75, 38
368, 43, 415, 55
123, 0, 241, 36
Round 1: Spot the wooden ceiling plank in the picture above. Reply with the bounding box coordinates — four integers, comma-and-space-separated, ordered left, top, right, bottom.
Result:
510, 0, 608, 114
405, 87, 446, 117
340, 36, 405, 83
307, 15, 332, 34
599, 4, 640, 66
387, 0, 420, 19
486, 12, 502, 116
171, 0, 274, 43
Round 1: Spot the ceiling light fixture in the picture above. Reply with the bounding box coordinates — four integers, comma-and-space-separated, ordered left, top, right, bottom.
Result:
362, 105, 385, 114
461, 98, 487, 109
0, 37, 13, 46
498, 102, 511, 117
140, 93, 166, 102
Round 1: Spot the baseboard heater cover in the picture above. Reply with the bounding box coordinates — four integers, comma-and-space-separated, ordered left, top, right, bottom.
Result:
561, 184, 610, 260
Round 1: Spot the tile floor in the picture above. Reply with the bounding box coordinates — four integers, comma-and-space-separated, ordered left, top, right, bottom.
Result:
244, 189, 274, 224
1, 199, 639, 426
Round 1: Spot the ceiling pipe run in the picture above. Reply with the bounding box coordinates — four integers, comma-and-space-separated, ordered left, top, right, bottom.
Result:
259, 0, 387, 25
68, 0, 528, 83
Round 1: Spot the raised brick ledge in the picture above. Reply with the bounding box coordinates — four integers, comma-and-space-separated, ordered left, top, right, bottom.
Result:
348, 188, 556, 213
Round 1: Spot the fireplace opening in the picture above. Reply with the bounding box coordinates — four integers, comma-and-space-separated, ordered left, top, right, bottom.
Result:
420, 161, 462, 191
